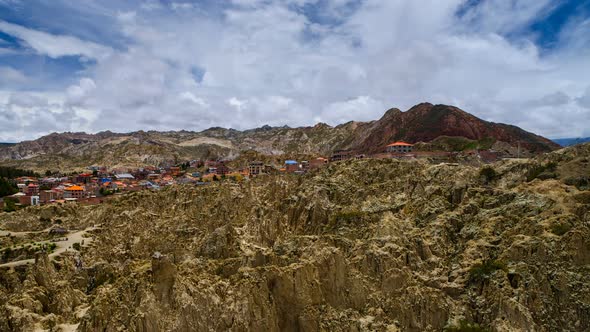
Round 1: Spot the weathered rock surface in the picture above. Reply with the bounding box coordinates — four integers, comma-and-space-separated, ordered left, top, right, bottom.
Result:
0, 144, 589, 331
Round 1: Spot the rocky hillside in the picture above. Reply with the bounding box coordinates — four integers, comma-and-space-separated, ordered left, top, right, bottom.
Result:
357, 103, 558, 154
0, 143, 588, 331
0, 103, 558, 171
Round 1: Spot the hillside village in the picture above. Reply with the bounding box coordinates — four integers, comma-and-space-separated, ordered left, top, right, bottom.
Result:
0, 140, 506, 211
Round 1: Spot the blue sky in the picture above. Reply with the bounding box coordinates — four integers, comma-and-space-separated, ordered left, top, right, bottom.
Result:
0, 0, 589, 141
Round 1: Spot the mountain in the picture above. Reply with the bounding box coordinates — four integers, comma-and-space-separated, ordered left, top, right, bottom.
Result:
0, 103, 559, 171
352, 103, 558, 154
1, 143, 589, 331
552, 137, 590, 147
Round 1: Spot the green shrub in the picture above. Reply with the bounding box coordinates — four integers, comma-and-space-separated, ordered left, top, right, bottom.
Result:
2, 247, 12, 258
563, 176, 589, 190
72, 242, 81, 251
444, 320, 490, 332
526, 162, 557, 182
469, 259, 507, 283
479, 167, 497, 184
550, 223, 571, 236
3, 198, 17, 212
574, 192, 590, 204
332, 210, 364, 223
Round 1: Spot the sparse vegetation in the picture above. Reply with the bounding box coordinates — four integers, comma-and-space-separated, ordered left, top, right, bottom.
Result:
468, 259, 507, 283
563, 176, 589, 190
99, 187, 114, 196
48, 243, 57, 252
574, 192, 590, 204
526, 162, 557, 182
479, 166, 497, 184
444, 320, 490, 332
550, 223, 572, 236
3, 197, 17, 212
331, 210, 364, 224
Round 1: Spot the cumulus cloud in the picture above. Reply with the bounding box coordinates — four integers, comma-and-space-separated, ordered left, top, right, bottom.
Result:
0, 0, 589, 142
0, 20, 112, 60
0, 66, 28, 85
0, 91, 94, 142
577, 87, 590, 109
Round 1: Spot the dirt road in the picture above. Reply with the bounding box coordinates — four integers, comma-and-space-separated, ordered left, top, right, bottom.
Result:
0, 226, 97, 268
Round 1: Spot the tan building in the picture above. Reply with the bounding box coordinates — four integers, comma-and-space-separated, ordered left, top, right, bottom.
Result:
40, 190, 63, 203
248, 161, 264, 176
386, 141, 414, 153
330, 150, 353, 162
64, 185, 86, 199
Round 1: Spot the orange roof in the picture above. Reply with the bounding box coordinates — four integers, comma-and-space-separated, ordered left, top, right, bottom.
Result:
387, 141, 413, 147
65, 185, 84, 191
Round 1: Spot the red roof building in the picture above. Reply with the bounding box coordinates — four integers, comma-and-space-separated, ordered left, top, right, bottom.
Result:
386, 141, 414, 154
26, 183, 39, 196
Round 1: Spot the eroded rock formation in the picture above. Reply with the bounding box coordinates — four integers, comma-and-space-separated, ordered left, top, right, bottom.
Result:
0, 144, 589, 331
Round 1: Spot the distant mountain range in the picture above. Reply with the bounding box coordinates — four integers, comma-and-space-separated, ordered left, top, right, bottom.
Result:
552, 137, 590, 147
0, 103, 559, 171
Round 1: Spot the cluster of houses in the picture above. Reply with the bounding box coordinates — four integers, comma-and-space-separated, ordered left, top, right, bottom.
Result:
0, 140, 502, 210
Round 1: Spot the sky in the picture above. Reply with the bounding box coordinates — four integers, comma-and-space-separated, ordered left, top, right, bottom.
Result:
0, 0, 589, 142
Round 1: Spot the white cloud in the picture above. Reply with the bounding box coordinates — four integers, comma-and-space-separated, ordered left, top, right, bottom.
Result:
0, 0, 589, 141
0, 66, 28, 85
577, 87, 590, 109
320, 96, 386, 125
0, 20, 112, 60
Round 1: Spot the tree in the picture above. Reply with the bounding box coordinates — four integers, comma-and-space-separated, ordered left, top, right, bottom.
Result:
0, 178, 17, 198
45, 170, 53, 176
212, 175, 219, 181
0, 166, 39, 178
3, 198, 16, 212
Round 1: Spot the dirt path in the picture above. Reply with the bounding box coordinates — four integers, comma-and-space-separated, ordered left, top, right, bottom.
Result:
0, 226, 98, 268
0, 228, 51, 238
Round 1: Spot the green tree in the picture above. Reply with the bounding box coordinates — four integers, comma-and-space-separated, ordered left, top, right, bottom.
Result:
0, 166, 39, 178
39, 184, 51, 190
0, 178, 17, 197
3, 198, 17, 212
